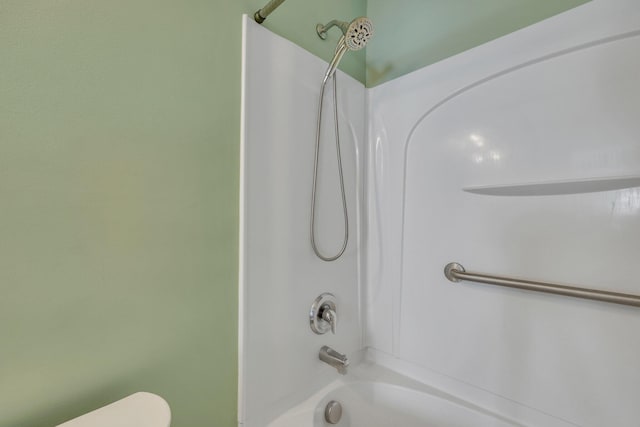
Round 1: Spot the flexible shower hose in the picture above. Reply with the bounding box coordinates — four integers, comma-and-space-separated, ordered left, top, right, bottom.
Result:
310, 73, 349, 262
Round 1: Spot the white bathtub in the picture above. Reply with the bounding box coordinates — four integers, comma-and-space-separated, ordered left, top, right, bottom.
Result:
267, 362, 527, 427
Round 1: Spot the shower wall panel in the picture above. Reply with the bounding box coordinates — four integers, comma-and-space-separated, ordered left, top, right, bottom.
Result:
239, 16, 365, 427
367, 0, 640, 426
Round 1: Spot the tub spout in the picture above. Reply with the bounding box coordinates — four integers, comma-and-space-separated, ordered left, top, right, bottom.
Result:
319, 345, 349, 375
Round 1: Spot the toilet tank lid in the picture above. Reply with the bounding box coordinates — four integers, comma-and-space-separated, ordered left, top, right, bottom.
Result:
57, 392, 171, 427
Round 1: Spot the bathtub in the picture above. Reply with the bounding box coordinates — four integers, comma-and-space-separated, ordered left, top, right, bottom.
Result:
267, 362, 526, 427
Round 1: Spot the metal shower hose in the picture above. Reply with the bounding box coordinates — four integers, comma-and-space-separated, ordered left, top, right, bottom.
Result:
310, 73, 348, 261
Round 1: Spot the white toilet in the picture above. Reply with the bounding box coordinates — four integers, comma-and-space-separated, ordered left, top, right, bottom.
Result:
56, 392, 171, 427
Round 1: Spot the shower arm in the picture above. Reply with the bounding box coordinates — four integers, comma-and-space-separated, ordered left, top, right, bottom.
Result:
254, 0, 287, 24
316, 20, 350, 40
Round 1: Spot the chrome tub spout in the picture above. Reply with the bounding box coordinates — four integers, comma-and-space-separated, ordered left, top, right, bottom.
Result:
319, 346, 349, 375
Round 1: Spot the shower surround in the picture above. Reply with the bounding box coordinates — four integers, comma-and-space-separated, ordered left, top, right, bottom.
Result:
239, 15, 365, 427
240, 0, 640, 425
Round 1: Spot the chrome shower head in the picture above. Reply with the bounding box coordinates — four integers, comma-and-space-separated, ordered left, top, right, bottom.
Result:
317, 17, 374, 83
317, 17, 374, 50
342, 17, 374, 51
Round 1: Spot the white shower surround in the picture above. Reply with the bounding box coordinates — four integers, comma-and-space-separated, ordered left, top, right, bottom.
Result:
240, 0, 640, 426
367, 0, 640, 426
239, 15, 366, 427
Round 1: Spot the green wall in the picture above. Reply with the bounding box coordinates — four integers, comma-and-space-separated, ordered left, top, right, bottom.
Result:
0, 1, 364, 426
366, 0, 590, 86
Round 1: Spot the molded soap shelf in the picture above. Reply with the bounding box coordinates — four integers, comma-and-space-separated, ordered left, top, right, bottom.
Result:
463, 176, 640, 196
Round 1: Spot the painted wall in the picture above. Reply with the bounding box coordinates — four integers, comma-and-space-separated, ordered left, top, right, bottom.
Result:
240, 17, 365, 427
366, 0, 590, 86
0, 1, 363, 426
367, 0, 640, 425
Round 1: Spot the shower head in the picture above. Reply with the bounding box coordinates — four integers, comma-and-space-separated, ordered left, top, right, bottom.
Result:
342, 17, 374, 51
317, 17, 374, 50
317, 17, 374, 83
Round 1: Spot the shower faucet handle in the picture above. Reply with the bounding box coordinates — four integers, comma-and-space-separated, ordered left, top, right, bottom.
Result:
310, 293, 338, 335
321, 305, 337, 334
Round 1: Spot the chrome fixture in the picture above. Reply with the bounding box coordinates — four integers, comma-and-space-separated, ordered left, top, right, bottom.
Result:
324, 400, 343, 424
254, 0, 286, 23
311, 17, 374, 262
316, 17, 374, 84
319, 345, 349, 375
310, 293, 338, 335
444, 262, 640, 307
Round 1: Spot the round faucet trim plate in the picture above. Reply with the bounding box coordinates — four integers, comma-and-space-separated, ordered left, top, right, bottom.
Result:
310, 293, 337, 335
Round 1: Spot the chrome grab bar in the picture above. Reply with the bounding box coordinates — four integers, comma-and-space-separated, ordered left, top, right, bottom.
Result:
444, 262, 640, 308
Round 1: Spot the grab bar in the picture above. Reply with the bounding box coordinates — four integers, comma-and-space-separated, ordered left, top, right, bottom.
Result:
444, 262, 640, 308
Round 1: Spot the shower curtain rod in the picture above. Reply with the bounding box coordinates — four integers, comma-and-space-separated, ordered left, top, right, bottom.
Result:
444, 262, 640, 308
254, 0, 286, 24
